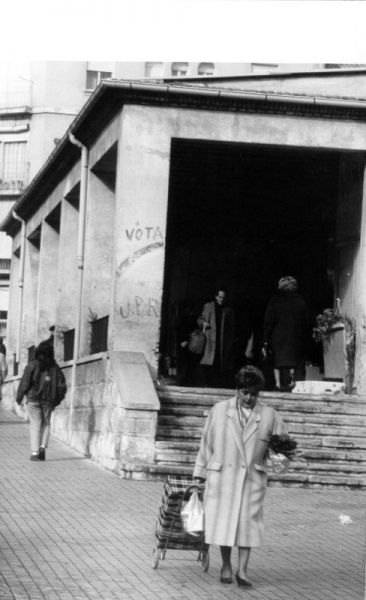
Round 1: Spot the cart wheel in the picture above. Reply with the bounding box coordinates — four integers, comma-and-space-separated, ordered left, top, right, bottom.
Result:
202, 550, 209, 572
152, 546, 160, 569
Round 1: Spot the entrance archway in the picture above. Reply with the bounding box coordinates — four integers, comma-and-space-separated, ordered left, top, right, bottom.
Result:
160, 138, 363, 388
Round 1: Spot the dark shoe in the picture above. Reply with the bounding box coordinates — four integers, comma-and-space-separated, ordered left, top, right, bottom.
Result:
30, 454, 40, 461
220, 566, 232, 584
236, 573, 252, 588
38, 448, 46, 461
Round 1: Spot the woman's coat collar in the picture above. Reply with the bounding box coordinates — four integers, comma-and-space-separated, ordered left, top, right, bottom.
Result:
226, 396, 262, 451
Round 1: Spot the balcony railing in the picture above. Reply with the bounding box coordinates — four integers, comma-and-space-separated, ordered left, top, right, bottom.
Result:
0, 259, 10, 271
0, 178, 26, 192
0, 83, 32, 109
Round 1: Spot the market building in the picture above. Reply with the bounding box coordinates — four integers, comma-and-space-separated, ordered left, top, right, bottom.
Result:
2, 69, 366, 481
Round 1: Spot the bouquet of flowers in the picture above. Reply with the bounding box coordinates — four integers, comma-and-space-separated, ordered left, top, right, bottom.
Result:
312, 307, 344, 350
264, 434, 303, 474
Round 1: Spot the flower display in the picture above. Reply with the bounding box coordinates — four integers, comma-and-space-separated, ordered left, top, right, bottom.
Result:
312, 308, 344, 350
312, 302, 356, 394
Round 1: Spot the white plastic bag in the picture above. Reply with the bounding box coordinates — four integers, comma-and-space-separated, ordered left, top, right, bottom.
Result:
180, 490, 204, 537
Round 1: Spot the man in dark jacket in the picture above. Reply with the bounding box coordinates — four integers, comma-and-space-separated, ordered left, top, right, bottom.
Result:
16, 341, 66, 461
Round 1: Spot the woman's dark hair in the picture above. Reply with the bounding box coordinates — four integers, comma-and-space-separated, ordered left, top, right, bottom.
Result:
235, 365, 265, 393
35, 341, 55, 368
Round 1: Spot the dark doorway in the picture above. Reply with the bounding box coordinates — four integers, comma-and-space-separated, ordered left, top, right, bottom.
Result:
160, 138, 344, 387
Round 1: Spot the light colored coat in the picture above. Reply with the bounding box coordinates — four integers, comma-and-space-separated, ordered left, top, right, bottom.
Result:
199, 301, 235, 369
193, 396, 287, 547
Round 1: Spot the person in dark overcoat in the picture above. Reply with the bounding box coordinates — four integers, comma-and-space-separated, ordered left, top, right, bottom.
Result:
262, 276, 309, 391
198, 287, 235, 388
193, 365, 287, 588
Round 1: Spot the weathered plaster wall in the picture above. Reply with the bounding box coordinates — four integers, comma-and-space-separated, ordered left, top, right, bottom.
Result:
111, 104, 366, 379
2, 353, 159, 473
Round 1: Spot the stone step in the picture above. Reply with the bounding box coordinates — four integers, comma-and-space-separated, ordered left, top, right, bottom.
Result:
160, 397, 366, 417
159, 406, 366, 426
153, 386, 366, 489
119, 461, 366, 487
155, 437, 366, 455
158, 415, 366, 438
154, 455, 366, 476
158, 385, 366, 405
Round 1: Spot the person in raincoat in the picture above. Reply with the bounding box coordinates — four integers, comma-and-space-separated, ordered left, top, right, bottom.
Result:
193, 365, 287, 588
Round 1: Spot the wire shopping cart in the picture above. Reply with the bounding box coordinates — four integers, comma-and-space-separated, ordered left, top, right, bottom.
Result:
152, 475, 209, 570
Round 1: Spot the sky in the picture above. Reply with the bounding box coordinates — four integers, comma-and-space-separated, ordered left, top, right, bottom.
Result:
1, 1, 366, 65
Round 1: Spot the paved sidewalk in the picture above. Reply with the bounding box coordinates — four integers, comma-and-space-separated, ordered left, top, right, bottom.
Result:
0, 404, 364, 600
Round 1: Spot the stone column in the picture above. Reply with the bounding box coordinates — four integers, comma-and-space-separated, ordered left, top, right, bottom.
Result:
55, 198, 79, 362
354, 163, 366, 395
6, 243, 20, 373
21, 239, 40, 367
79, 172, 114, 357
110, 105, 172, 374
35, 220, 60, 344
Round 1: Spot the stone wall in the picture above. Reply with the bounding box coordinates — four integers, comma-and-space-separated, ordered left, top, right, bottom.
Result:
2, 352, 159, 473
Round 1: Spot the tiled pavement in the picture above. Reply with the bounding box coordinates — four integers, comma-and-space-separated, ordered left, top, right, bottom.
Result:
0, 404, 365, 600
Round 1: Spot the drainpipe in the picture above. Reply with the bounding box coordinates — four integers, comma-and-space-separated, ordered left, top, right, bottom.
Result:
12, 211, 26, 365
68, 133, 89, 442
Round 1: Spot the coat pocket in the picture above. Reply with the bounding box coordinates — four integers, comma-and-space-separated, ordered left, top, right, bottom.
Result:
207, 461, 222, 471
253, 463, 267, 474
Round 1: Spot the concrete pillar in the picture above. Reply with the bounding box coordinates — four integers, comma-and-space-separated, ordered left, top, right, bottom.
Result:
55, 198, 79, 362
336, 157, 363, 317
21, 239, 40, 367
79, 172, 114, 356
110, 106, 172, 374
6, 247, 20, 373
35, 220, 59, 344
354, 163, 366, 395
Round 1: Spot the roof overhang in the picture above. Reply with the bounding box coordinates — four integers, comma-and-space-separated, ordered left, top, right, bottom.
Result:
4, 78, 366, 236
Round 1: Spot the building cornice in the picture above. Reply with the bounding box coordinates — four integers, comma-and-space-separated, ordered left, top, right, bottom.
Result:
4, 79, 366, 236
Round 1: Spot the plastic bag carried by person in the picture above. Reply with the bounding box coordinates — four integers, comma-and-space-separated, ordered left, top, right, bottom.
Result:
180, 489, 204, 538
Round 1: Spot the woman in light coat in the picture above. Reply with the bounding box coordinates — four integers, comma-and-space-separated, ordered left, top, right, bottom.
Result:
193, 365, 287, 588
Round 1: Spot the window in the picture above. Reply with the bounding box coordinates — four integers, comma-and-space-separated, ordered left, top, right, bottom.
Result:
90, 316, 109, 354
63, 329, 75, 361
198, 62, 215, 76
86, 70, 112, 90
171, 62, 189, 77
251, 63, 279, 74
144, 62, 164, 78
0, 141, 27, 191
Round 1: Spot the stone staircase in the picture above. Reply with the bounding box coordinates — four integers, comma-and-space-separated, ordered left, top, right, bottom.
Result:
151, 385, 366, 489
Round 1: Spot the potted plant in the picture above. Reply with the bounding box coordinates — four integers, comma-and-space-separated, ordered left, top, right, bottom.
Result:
312, 302, 356, 394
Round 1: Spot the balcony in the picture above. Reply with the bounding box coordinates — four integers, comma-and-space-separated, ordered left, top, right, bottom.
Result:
0, 259, 10, 271
0, 156, 28, 195
0, 81, 32, 112
0, 178, 26, 194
